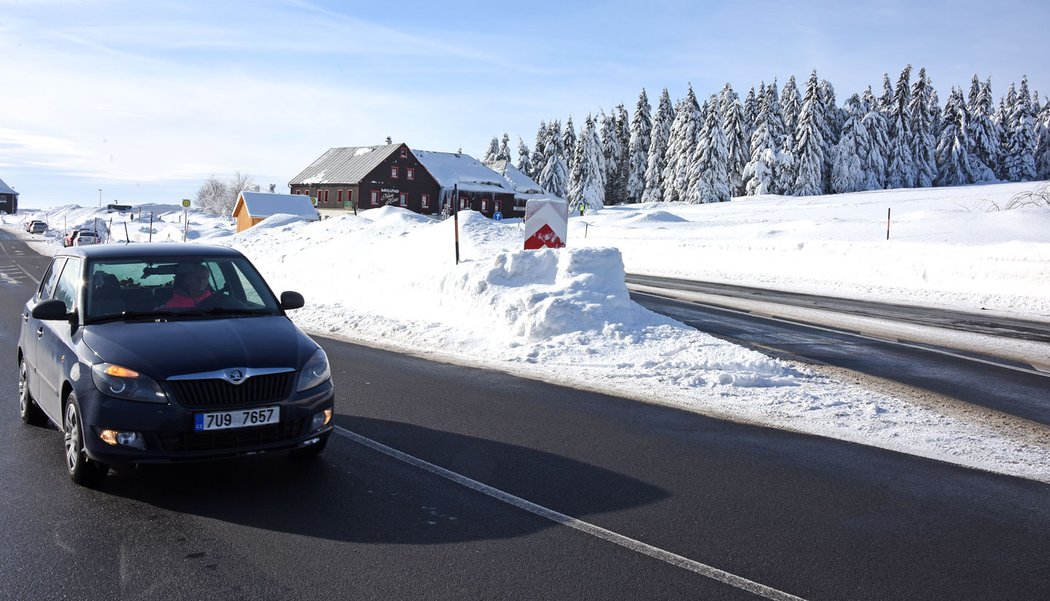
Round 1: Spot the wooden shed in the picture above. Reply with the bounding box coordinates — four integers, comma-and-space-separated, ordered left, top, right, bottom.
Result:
232, 191, 318, 232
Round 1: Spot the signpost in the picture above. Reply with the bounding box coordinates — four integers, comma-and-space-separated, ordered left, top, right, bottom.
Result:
181, 199, 191, 242
523, 199, 568, 250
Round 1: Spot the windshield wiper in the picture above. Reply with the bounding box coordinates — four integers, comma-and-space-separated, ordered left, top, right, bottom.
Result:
89, 310, 179, 323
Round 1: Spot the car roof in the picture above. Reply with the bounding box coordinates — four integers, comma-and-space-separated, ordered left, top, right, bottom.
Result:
55, 243, 246, 261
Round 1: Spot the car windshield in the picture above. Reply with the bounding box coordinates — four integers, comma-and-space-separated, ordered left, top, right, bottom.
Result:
85, 256, 282, 321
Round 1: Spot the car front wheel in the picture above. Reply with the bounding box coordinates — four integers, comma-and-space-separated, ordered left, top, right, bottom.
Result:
19, 359, 48, 427
63, 393, 107, 486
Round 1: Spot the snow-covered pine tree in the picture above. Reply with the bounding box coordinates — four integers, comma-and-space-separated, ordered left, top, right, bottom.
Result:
517, 138, 533, 178
743, 83, 778, 196
562, 117, 577, 175
600, 107, 630, 205
1001, 76, 1038, 182
781, 75, 802, 141
861, 87, 890, 190
934, 87, 974, 187
627, 89, 652, 204
764, 82, 796, 194
483, 137, 500, 163
830, 94, 871, 193
909, 67, 938, 188
793, 71, 827, 196
817, 78, 842, 192
641, 89, 674, 202
721, 84, 749, 197
966, 78, 999, 183
539, 120, 569, 198
531, 120, 549, 181
885, 65, 916, 189
688, 96, 730, 203
497, 133, 512, 162
743, 86, 759, 132
879, 73, 894, 116
995, 85, 1015, 179
661, 86, 702, 202
568, 114, 607, 212
1036, 100, 1050, 179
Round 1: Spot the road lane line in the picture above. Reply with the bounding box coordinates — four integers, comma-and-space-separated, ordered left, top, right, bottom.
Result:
334, 425, 808, 601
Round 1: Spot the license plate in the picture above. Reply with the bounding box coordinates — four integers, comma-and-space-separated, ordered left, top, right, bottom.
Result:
194, 406, 280, 431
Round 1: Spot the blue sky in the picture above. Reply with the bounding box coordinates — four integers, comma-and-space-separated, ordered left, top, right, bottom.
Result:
2, 0, 1047, 207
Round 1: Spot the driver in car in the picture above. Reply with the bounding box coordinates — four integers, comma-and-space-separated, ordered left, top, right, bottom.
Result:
162, 263, 214, 308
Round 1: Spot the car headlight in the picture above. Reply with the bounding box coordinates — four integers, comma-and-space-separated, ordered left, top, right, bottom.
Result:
91, 363, 169, 403
297, 348, 331, 392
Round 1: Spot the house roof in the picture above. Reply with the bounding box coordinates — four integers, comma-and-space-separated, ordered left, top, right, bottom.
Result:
288, 144, 402, 186
235, 192, 318, 219
486, 160, 547, 195
0, 178, 18, 196
413, 150, 516, 195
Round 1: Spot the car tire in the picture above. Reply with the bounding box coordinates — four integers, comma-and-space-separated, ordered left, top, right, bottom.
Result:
289, 433, 329, 460
63, 393, 107, 486
19, 359, 49, 427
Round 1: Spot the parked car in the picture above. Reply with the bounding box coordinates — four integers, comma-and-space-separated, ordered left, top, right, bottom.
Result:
64, 228, 98, 247
17, 243, 335, 485
25, 220, 48, 234
72, 230, 100, 246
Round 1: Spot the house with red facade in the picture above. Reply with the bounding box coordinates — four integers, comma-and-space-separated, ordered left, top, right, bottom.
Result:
288, 143, 521, 219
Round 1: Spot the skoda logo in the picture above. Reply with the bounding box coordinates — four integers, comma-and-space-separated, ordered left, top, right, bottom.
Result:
226, 369, 246, 385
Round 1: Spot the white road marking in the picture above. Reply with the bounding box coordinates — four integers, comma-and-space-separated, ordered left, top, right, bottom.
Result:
334, 426, 807, 601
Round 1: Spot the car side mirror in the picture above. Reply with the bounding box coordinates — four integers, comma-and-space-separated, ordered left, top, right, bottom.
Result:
280, 291, 305, 311
32, 298, 75, 321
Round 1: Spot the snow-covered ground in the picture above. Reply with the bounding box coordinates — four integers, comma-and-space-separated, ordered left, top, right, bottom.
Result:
8, 181, 1050, 482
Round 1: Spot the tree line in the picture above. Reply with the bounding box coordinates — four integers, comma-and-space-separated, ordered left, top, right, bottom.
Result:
483, 66, 1050, 212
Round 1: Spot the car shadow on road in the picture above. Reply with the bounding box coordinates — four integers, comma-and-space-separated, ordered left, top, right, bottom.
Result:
98, 416, 669, 545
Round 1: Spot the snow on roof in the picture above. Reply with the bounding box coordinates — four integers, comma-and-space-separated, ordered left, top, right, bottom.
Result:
288, 144, 402, 186
0, 178, 18, 196
236, 191, 318, 219
413, 150, 515, 194
486, 160, 546, 195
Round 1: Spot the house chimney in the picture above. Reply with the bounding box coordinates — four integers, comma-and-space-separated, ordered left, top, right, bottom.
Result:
386, 136, 392, 144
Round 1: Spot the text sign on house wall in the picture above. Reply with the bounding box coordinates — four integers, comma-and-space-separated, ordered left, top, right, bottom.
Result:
524, 199, 568, 250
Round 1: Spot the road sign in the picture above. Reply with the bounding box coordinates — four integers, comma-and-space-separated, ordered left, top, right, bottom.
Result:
181, 199, 191, 208
493, 211, 503, 221
524, 199, 568, 250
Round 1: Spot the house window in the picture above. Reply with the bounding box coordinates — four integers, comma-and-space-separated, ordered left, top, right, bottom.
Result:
421, 194, 430, 209
481, 200, 488, 212
399, 193, 407, 207
371, 190, 379, 206
391, 166, 399, 178
322, 190, 329, 204
347, 190, 354, 206
400, 147, 408, 158
337, 190, 343, 203
407, 167, 415, 181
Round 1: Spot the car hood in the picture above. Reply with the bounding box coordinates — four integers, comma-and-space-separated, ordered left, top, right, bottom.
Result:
82, 316, 315, 380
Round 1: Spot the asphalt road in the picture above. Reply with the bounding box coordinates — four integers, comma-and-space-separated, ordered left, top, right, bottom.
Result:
2, 231, 1049, 600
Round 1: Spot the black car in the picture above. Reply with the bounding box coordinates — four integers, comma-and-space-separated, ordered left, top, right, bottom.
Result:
17, 243, 335, 485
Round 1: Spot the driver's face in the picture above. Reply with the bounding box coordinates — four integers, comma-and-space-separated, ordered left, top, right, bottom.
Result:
187, 269, 209, 294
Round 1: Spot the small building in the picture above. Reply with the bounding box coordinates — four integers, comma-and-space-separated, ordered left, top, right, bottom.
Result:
0, 178, 19, 214
288, 142, 521, 219
232, 191, 319, 232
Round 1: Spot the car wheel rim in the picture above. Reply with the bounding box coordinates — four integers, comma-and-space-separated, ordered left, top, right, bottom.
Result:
64, 404, 79, 472
18, 363, 29, 416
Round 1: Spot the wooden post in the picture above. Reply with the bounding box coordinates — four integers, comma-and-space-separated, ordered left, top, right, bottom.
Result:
453, 184, 460, 265
886, 208, 891, 240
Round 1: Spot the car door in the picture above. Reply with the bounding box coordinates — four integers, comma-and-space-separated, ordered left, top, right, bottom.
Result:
22, 258, 65, 410
35, 257, 81, 422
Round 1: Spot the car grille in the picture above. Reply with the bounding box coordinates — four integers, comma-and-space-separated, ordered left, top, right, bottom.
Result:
156, 418, 309, 453
165, 372, 295, 409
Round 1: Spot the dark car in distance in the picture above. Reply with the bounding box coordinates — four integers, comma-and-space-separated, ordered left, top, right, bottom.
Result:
17, 243, 335, 485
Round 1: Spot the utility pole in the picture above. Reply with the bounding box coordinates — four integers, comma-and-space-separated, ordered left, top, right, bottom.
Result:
98, 189, 102, 208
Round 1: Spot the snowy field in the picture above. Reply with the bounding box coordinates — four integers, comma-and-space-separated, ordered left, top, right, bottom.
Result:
8, 181, 1050, 482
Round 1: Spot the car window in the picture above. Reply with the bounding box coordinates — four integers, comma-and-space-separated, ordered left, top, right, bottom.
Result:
53, 258, 82, 312
84, 256, 280, 320
38, 258, 66, 301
